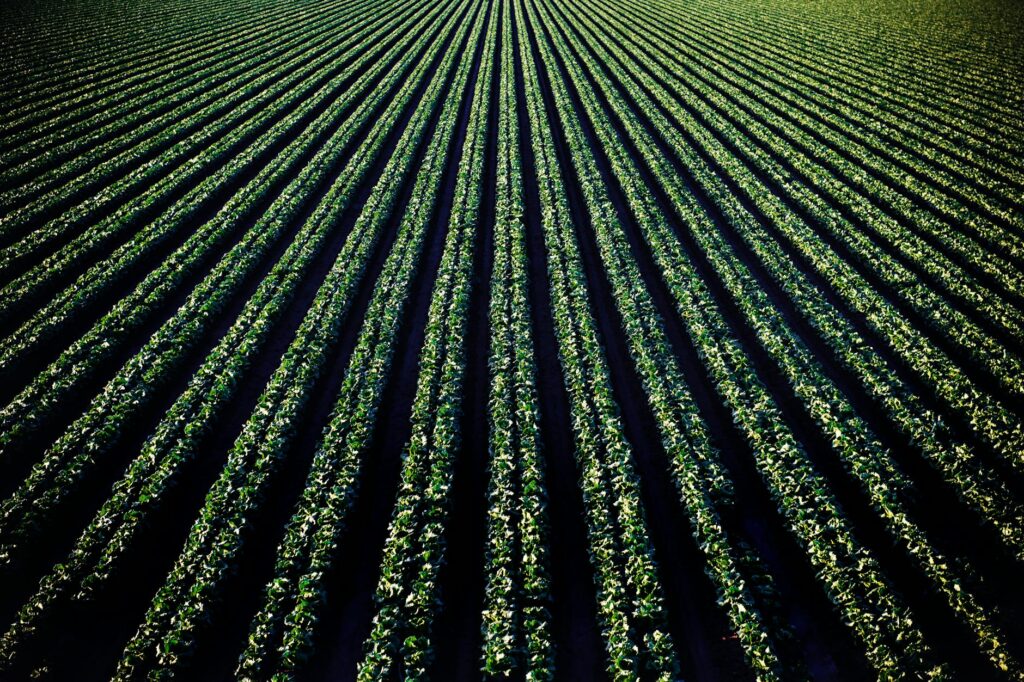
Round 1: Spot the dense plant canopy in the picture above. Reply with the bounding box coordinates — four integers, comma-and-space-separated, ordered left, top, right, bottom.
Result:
0, 0, 1022, 678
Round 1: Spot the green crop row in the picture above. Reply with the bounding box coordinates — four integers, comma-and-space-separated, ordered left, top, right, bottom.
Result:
480, 1, 553, 675
0, 1, 468, 671
0, 0, 286, 129
515, 0, 680, 676
538, 0, 1020, 673
109, 2, 483, 678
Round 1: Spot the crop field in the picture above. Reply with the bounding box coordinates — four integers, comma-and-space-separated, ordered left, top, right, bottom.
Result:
0, 0, 1022, 679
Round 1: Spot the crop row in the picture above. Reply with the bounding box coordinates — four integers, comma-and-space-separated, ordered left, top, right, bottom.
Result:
538, 0, 1020, 673
357, 4, 498, 675
679, 0, 1024, 154
0, 0, 380, 205
514, 0, 681, 676
599, 0, 1024, 490
0, 0, 287, 129
0, 9, 470, 671
480, 2, 553, 675
597, 0, 1024, 567
0, 0, 408, 288
108, 1, 485, 678
0, 0, 450, 483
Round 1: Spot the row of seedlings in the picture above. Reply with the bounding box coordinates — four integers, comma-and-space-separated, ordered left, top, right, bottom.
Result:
107, 2, 487, 678
234, 2, 493, 677
515, 0, 682, 675
604, 0, 1024, 481
591, 0, 1024, 565
480, 1, 553, 675
0, 0, 409, 280
0, 1, 470, 667
0, 0, 383, 209
0, 0, 461, 563
358, 2, 499, 674
540, 0, 1019, 673
0, 0, 454, 474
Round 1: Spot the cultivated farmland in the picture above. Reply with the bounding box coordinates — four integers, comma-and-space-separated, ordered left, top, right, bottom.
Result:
1, 0, 1023, 678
